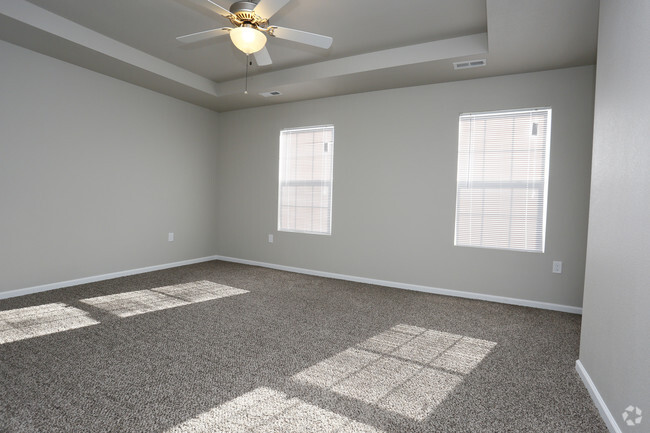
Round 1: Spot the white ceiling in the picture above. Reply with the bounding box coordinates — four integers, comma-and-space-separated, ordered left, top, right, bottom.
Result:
0, 0, 599, 112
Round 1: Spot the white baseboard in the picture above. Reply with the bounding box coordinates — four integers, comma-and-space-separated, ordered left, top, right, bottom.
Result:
575, 360, 620, 433
0, 255, 221, 300
1, 254, 582, 314
213, 255, 583, 314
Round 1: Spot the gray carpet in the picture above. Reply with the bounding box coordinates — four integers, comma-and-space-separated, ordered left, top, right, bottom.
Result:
0, 260, 607, 432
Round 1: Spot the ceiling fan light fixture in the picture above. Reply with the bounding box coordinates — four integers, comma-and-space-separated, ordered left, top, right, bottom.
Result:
230, 25, 267, 54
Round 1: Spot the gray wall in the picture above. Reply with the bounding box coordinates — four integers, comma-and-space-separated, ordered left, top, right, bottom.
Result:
216, 66, 595, 308
0, 41, 220, 294
579, 0, 650, 428
1, 38, 596, 311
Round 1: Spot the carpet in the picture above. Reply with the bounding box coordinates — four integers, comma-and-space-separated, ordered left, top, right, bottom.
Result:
0, 260, 607, 432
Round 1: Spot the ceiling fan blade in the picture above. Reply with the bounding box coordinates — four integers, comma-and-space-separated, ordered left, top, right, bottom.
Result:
254, 0, 290, 19
270, 26, 333, 49
176, 27, 231, 44
253, 46, 272, 66
198, 0, 233, 18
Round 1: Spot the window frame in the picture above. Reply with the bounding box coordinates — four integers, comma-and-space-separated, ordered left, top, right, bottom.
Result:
454, 107, 552, 253
277, 124, 335, 236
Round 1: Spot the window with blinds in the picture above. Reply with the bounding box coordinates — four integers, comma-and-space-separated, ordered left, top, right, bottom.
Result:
454, 108, 551, 252
278, 125, 334, 235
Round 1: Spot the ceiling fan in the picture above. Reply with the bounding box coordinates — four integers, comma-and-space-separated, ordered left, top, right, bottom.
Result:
176, 0, 333, 66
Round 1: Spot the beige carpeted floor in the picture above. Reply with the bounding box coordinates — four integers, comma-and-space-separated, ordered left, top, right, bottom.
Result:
0, 260, 607, 432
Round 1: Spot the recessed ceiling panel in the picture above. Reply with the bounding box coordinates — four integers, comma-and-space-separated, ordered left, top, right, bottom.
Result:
3, 0, 598, 112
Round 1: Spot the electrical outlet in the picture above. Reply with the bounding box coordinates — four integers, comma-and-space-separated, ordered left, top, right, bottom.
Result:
268, 234, 274, 243
168, 232, 174, 242
552, 261, 562, 274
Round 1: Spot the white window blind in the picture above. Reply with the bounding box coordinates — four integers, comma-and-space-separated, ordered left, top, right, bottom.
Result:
454, 108, 551, 252
278, 125, 334, 235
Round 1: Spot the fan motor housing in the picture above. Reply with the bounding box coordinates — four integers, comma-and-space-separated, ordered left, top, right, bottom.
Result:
230, 1, 263, 24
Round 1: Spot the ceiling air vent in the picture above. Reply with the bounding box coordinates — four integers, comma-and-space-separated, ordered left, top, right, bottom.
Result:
259, 91, 283, 97
453, 59, 487, 70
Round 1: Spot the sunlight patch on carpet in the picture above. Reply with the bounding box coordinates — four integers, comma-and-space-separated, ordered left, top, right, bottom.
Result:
164, 387, 384, 433
292, 324, 496, 420
0, 302, 99, 344
80, 281, 248, 318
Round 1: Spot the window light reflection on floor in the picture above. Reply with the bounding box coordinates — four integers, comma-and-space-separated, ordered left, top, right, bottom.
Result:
0, 302, 99, 345
165, 387, 383, 433
292, 324, 496, 421
79, 281, 248, 318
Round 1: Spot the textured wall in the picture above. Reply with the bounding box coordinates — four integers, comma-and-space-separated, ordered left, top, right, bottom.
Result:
579, 1, 650, 429
216, 66, 595, 308
0, 41, 220, 293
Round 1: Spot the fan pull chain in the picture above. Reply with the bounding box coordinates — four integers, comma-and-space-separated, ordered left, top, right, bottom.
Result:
244, 54, 249, 94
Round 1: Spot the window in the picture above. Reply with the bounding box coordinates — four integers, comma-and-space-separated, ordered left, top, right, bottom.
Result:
278, 125, 334, 235
454, 108, 551, 252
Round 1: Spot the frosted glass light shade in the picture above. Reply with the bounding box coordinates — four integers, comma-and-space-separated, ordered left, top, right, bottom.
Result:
230, 26, 267, 54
